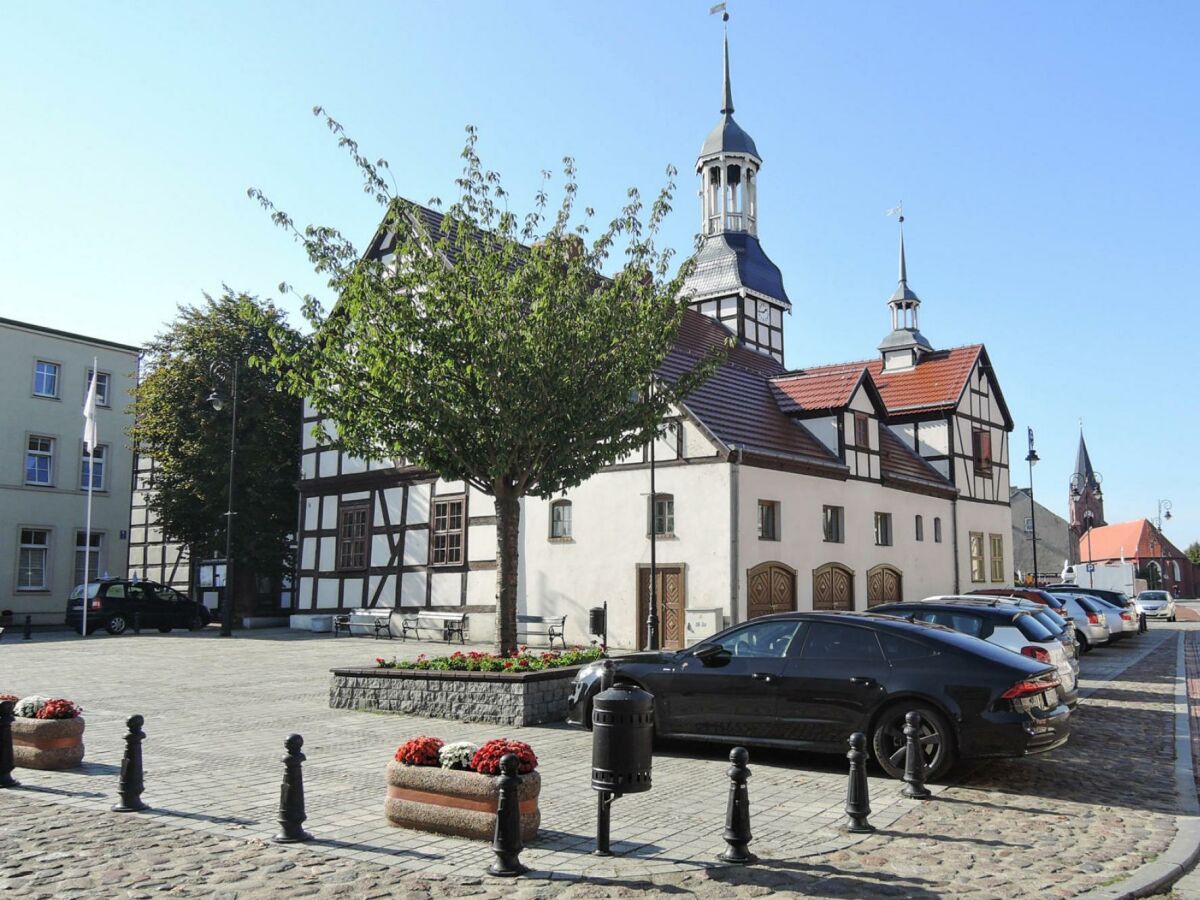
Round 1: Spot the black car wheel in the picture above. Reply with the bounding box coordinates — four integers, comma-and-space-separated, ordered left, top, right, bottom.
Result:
157, 625, 172, 633
871, 703, 956, 781
188, 614, 206, 631
1075, 630, 1091, 654
104, 614, 129, 636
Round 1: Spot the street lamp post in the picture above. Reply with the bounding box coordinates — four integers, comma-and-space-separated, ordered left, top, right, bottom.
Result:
208, 360, 240, 638
1069, 469, 1103, 590
1153, 499, 1173, 591
646, 423, 659, 652
1025, 428, 1040, 586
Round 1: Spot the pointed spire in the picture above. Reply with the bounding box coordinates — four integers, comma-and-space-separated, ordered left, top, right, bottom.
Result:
1075, 429, 1096, 483
721, 25, 734, 115
898, 223, 908, 286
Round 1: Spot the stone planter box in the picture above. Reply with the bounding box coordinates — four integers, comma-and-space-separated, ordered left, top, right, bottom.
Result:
384, 760, 540, 842
13, 717, 85, 770
330, 665, 583, 725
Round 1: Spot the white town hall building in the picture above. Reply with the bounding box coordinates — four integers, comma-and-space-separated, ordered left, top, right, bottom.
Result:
291, 37, 1014, 650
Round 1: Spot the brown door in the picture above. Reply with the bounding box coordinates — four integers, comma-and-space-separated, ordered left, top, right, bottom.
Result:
813, 563, 855, 611
637, 567, 685, 650
747, 562, 797, 619
867, 565, 903, 607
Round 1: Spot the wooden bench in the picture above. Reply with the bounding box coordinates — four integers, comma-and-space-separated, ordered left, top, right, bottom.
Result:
333, 609, 394, 639
400, 611, 468, 644
516, 614, 567, 649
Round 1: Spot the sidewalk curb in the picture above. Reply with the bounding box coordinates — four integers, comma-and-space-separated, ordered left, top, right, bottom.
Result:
1080, 633, 1200, 899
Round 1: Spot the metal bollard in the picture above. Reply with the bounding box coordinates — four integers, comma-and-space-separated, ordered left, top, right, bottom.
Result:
719, 746, 756, 864
594, 790, 615, 856
113, 715, 149, 812
901, 712, 932, 800
0, 701, 19, 789
487, 753, 528, 877
134, 612, 141, 635
23, 616, 32, 640
844, 732, 874, 833
273, 734, 312, 843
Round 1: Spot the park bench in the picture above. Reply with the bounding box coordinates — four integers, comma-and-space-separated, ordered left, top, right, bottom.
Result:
516, 614, 567, 649
333, 609, 394, 639
400, 611, 468, 644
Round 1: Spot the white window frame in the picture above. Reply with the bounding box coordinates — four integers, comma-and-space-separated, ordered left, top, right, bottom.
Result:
33, 360, 61, 398
874, 512, 893, 547
650, 494, 675, 537
25, 435, 55, 486
75, 530, 104, 587
80, 443, 108, 491
86, 369, 112, 407
823, 505, 845, 543
18, 527, 51, 591
549, 499, 572, 540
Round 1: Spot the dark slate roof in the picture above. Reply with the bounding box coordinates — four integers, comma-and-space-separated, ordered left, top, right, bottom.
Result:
659, 311, 844, 472
682, 232, 790, 307
700, 114, 760, 160
878, 327, 934, 353
1075, 432, 1099, 489
878, 425, 957, 497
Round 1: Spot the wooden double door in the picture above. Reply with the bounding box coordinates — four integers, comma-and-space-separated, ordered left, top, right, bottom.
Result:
867, 565, 903, 607
747, 562, 797, 619
637, 566, 685, 650
813, 562, 855, 611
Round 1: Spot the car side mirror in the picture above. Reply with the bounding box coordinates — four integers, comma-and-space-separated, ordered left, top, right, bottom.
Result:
693, 643, 727, 667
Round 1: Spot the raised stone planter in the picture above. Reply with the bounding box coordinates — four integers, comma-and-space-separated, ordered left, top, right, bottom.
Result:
329, 665, 582, 725
385, 760, 540, 841
13, 717, 85, 770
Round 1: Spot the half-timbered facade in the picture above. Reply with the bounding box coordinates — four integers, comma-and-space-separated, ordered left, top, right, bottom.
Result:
292, 30, 1014, 649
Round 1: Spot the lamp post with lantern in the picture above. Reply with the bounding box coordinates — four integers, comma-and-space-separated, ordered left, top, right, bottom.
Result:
1153, 499, 1173, 591
207, 360, 240, 638
1024, 428, 1040, 586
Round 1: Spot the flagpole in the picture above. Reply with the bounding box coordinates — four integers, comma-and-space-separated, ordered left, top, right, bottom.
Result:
81, 357, 98, 639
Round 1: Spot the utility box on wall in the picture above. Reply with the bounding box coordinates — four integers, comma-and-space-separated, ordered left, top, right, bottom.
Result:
683, 608, 723, 646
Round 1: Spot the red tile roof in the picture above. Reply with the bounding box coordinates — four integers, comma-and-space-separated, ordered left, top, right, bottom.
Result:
1081, 519, 1186, 562
770, 367, 867, 414
793, 346, 984, 415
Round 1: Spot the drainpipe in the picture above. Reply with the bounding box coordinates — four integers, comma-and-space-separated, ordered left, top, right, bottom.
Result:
951, 495, 961, 594
729, 445, 741, 625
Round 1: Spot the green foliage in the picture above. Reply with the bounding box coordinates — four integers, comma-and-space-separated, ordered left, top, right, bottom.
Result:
129, 290, 301, 579
376, 646, 604, 673
251, 112, 724, 653
1186, 542, 1200, 566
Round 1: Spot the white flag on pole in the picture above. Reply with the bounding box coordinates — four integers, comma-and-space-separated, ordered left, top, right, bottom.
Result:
83, 361, 99, 454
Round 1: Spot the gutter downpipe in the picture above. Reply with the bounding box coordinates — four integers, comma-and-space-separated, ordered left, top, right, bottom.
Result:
951, 494, 961, 594
730, 445, 741, 625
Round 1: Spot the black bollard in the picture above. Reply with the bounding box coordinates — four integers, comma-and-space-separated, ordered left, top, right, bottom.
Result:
273, 734, 312, 843
901, 712, 932, 800
594, 790, 614, 856
844, 732, 874, 834
0, 701, 19, 789
719, 746, 756, 864
113, 715, 149, 812
23, 616, 32, 640
488, 753, 528, 877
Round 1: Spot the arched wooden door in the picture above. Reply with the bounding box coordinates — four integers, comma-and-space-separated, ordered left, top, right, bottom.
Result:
813, 563, 855, 611
867, 565, 903, 607
747, 562, 797, 619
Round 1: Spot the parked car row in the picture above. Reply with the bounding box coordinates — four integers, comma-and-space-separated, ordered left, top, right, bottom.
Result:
567, 584, 1165, 782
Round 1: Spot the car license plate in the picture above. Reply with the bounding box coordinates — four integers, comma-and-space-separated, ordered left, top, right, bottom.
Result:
1043, 689, 1057, 706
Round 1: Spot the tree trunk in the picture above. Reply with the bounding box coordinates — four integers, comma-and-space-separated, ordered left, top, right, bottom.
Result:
494, 492, 521, 656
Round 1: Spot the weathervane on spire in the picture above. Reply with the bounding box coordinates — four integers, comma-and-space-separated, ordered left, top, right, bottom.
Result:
710, 2, 729, 23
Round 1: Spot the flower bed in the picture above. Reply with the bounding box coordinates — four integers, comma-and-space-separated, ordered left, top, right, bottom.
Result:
4, 695, 85, 770
385, 737, 541, 841
332, 647, 604, 725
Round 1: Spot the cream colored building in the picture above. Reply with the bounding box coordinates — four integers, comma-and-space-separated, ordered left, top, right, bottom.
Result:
0, 318, 139, 626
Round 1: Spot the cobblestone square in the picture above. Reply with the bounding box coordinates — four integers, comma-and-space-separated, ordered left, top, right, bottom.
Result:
1, 624, 1195, 897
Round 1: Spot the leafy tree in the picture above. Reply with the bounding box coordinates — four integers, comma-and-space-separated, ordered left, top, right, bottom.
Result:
253, 112, 722, 654
131, 291, 301, 615
1186, 542, 1200, 566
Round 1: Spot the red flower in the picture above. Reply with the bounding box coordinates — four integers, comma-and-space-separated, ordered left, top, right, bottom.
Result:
35, 699, 82, 720
518, 658, 530, 667
375, 657, 386, 665
471, 738, 538, 775
394, 735, 444, 766
503, 660, 514, 669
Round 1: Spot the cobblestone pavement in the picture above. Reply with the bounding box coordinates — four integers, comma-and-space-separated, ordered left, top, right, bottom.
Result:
0, 623, 1191, 897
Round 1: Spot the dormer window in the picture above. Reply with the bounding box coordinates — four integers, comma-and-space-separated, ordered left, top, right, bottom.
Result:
853, 413, 870, 449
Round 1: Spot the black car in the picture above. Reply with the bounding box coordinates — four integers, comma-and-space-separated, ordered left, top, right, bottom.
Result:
566, 611, 1070, 780
66, 579, 211, 635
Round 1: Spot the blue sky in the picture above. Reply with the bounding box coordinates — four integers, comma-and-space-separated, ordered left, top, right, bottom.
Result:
2, 1, 1197, 551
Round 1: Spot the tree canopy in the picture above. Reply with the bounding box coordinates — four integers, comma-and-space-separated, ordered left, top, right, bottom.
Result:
1186, 542, 1200, 566
253, 112, 723, 652
130, 290, 301, 583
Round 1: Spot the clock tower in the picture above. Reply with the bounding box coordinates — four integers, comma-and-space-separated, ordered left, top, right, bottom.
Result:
681, 24, 790, 364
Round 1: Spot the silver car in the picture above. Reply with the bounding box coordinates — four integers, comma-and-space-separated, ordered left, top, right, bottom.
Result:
1055, 594, 1111, 653
1136, 590, 1177, 621
1055, 593, 1124, 647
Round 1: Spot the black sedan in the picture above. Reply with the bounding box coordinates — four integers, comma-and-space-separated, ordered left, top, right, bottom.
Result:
66, 579, 211, 635
566, 612, 1070, 780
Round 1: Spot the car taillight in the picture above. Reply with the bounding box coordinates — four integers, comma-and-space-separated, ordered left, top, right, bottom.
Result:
90, 599, 102, 611
1087, 612, 1100, 625
1021, 646, 1052, 663
1120, 612, 1132, 621
1001, 677, 1059, 700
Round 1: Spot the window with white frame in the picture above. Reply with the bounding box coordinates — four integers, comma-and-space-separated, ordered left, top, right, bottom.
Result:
970, 532, 986, 582
26, 436, 54, 485
80, 444, 107, 491
86, 370, 111, 407
823, 505, 845, 543
75, 531, 103, 587
758, 500, 780, 541
33, 361, 60, 398
650, 494, 675, 537
18, 528, 50, 590
549, 500, 572, 539
989, 533, 1005, 582
431, 497, 465, 565
874, 512, 893, 547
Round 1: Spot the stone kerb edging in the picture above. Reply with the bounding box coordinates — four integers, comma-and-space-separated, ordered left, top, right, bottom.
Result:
1077, 632, 1200, 900
329, 664, 585, 726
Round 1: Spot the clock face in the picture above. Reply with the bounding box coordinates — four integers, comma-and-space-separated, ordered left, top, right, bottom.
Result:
756, 301, 771, 323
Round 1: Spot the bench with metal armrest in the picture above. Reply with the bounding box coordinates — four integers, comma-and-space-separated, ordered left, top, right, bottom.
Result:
399, 611, 468, 644
515, 614, 567, 649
